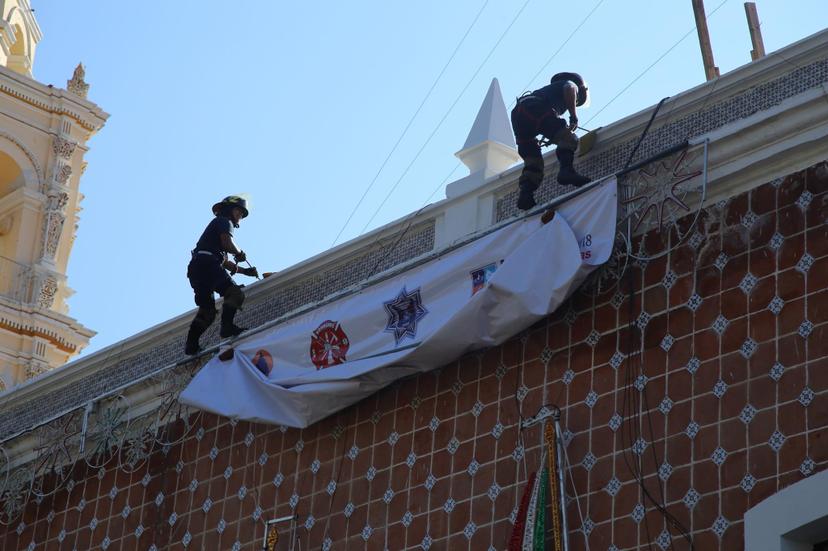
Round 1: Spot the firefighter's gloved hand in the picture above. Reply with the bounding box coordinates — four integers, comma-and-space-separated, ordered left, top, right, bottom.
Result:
568, 115, 578, 132
242, 266, 259, 278
234, 250, 247, 263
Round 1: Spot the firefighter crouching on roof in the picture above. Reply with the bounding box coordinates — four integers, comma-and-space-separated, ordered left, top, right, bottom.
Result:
510, 72, 591, 211
184, 195, 259, 355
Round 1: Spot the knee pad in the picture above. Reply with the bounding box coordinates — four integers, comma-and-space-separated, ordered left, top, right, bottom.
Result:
195, 305, 217, 327
524, 156, 544, 174
553, 128, 579, 151
223, 285, 245, 310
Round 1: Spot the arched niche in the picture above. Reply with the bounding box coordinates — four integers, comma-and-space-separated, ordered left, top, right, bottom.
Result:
8, 23, 24, 57
0, 150, 24, 197
0, 135, 41, 194
4, 5, 34, 75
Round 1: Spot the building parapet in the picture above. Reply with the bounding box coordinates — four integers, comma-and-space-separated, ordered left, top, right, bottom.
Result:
0, 28, 827, 474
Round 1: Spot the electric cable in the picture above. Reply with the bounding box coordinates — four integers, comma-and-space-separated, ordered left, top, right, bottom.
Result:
361, 0, 610, 278
518, 0, 606, 95
329, 0, 491, 248
359, 0, 534, 234
585, 0, 731, 128
612, 98, 695, 550
364, 161, 462, 279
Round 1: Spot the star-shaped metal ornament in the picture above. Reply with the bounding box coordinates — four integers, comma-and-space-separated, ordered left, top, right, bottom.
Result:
384, 287, 428, 345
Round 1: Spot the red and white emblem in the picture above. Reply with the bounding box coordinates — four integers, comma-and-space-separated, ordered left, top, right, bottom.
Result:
309, 320, 349, 370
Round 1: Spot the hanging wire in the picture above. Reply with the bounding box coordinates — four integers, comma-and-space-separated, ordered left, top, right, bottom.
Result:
585, 0, 731, 127
518, 0, 607, 95
330, 0, 491, 247
360, 0, 612, 280
358, 0, 534, 234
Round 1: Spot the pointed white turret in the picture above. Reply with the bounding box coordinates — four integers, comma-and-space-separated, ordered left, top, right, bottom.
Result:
447, 78, 520, 199
437, 78, 521, 248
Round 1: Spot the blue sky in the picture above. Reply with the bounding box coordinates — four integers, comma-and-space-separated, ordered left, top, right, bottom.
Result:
31, 1, 827, 355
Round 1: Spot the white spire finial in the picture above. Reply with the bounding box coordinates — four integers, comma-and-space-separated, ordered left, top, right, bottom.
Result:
462, 78, 516, 150
454, 78, 519, 180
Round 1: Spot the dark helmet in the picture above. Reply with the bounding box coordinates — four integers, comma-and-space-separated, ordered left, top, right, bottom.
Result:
212, 195, 250, 218
551, 72, 589, 107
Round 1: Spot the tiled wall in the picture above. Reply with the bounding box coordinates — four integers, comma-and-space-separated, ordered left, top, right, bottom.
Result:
2, 162, 826, 550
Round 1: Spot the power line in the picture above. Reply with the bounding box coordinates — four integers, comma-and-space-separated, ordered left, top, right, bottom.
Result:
362, 0, 606, 236
519, 0, 607, 95
358, 0, 534, 235
329, 0, 491, 248
361, 0, 609, 278
585, 0, 731, 127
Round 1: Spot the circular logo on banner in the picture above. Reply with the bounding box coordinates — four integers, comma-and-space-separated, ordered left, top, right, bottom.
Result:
310, 320, 349, 370
251, 349, 274, 376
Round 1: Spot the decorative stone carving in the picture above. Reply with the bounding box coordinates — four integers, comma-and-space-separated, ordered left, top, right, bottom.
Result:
41, 192, 69, 261
66, 63, 89, 99
46, 192, 69, 212
42, 214, 65, 260
52, 136, 77, 160
25, 360, 49, 380
53, 163, 73, 185
36, 276, 58, 309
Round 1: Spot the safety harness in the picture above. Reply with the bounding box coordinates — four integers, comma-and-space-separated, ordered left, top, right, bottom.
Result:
514, 92, 560, 146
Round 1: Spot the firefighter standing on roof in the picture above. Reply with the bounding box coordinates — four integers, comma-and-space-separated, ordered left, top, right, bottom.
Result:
184, 195, 259, 355
511, 72, 592, 211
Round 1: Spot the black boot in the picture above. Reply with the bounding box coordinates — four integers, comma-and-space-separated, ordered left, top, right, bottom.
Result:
516, 156, 543, 211
184, 306, 216, 355
184, 329, 202, 356
220, 323, 246, 339
556, 148, 590, 187
517, 186, 537, 211
219, 306, 246, 339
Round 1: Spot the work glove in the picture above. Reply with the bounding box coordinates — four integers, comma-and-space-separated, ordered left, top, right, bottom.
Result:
234, 250, 247, 263
568, 115, 578, 132
242, 266, 259, 278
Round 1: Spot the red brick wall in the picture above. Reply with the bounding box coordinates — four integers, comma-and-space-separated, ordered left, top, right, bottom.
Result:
2, 162, 827, 550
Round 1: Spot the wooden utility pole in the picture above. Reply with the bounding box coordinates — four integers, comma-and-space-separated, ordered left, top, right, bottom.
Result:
744, 2, 766, 60
692, 0, 720, 81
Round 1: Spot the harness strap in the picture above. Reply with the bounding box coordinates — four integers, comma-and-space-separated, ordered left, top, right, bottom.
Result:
515, 96, 559, 128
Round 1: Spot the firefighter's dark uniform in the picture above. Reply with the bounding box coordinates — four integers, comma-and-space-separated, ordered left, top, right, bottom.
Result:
184, 213, 247, 354
510, 77, 590, 210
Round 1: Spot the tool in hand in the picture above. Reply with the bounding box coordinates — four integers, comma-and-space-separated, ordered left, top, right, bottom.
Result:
244, 260, 261, 280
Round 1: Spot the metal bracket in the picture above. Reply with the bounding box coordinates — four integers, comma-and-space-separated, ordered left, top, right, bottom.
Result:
261, 514, 297, 551
78, 401, 94, 454
521, 405, 561, 429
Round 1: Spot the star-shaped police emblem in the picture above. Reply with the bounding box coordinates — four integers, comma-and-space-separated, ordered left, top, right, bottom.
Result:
383, 286, 428, 345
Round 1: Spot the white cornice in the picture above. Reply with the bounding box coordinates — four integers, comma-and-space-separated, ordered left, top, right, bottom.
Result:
0, 64, 108, 133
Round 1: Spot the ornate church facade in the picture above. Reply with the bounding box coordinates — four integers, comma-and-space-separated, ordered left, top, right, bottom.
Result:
0, 0, 107, 390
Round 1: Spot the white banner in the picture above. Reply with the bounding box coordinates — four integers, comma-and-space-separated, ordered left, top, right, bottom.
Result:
180, 178, 617, 427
